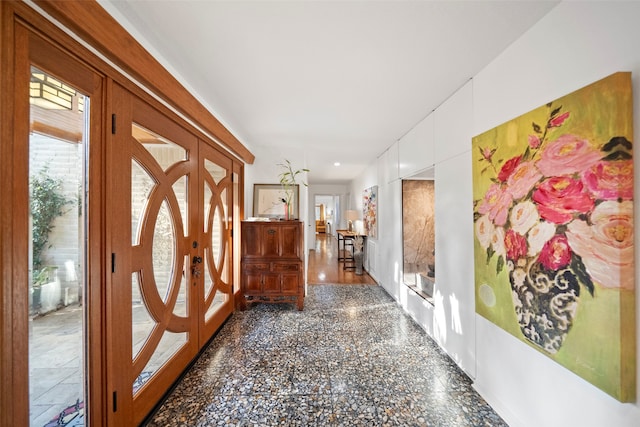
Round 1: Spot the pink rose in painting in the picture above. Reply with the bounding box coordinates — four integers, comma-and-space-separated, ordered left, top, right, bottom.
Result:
536, 134, 601, 176
548, 111, 570, 128
582, 159, 633, 200
506, 161, 542, 199
566, 201, 634, 290
532, 176, 595, 224
527, 221, 556, 257
528, 134, 541, 149
498, 156, 522, 182
477, 184, 512, 226
504, 229, 527, 261
481, 146, 495, 162
538, 234, 572, 270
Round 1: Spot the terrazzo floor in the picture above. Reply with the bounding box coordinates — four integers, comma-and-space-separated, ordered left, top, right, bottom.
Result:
146, 285, 508, 427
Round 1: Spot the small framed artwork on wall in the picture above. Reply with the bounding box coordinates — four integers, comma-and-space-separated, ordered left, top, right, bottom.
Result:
253, 183, 299, 219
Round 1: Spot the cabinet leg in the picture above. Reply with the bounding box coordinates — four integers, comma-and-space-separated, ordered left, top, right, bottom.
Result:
239, 295, 247, 311
297, 297, 304, 311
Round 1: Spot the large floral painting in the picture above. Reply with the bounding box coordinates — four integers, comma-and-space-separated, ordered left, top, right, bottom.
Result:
472, 72, 635, 401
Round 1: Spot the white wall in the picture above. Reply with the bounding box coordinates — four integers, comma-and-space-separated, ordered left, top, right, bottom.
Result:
351, 2, 640, 427
372, 79, 477, 380
399, 114, 434, 178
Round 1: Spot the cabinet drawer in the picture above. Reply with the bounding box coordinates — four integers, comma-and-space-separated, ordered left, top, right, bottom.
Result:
272, 263, 300, 272
243, 262, 269, 272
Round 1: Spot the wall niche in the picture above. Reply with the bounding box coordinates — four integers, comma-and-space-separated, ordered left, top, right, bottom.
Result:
402, 178, 435, 302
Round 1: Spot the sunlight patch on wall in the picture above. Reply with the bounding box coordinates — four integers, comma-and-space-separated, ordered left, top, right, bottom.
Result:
433, 290, 447, 345
449, 293, 463, 335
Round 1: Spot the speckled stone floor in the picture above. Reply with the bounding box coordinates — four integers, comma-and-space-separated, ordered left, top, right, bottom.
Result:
146, 284, 508, 427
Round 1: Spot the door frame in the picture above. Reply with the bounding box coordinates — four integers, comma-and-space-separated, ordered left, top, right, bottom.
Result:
0, 2, 247, 425
1, 9, 107, 425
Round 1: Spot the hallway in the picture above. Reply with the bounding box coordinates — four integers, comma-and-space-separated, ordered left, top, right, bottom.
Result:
307, 234, 377, 285
146, 285, 507, 426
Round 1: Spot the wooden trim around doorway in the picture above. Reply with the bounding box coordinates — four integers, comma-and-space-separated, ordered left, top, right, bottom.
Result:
33, 0, 255, 165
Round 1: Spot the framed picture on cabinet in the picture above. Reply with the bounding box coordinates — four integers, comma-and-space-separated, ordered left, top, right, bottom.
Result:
253, 183, 299, 219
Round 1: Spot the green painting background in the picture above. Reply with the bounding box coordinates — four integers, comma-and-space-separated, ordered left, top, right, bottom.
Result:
471, 72, 635, 401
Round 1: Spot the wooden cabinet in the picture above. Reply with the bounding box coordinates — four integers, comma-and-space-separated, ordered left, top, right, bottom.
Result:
240, 220, 304, 310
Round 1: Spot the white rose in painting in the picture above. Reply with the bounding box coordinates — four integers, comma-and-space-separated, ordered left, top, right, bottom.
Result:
491, 226, 506, 258
527, 221, 556, 257
566, 201, 634, 290
510, 201, 539, 235
475, 215, 494, 250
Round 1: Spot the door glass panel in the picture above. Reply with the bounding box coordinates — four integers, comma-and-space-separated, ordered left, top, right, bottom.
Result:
132, 257, 188, 393
138, 329, 188, 392
203, 248, 214, 297
205, 158, 226, 184
203, 182, 212, 233
152, 199, 176, 301
203, 248, 221, 322
220, 188, 228, 227
132, 124, 186, 172
221, 254, 229, 284
212, 204, 222, 270
173, 255, 189, 318
205, 292, 227, 322
172, 176, 188, 238
132, 271, 154, 359
28, 67, 88, 426
131, 159, 155, 245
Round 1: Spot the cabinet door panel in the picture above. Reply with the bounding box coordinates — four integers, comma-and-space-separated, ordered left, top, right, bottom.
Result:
244, 272, 263, 293
241, 224, 262, 257
262, 274, 281, 293
280, 225, 300, 258
281, 273, 299, 294
262, 227, 280, 257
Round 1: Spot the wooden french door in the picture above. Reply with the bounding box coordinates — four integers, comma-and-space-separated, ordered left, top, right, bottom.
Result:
108, 84, 235, 425
198, 143, 234, 344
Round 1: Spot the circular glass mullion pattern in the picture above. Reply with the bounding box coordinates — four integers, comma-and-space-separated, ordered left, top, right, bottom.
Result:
130, 136, 192, 387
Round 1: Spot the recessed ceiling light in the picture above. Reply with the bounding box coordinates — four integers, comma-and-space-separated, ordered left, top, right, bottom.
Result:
334, 162, 341, 166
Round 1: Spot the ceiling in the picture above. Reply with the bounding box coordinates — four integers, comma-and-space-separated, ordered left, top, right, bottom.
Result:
100, 0, 558, 184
